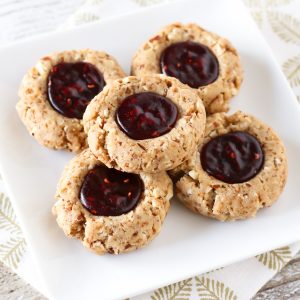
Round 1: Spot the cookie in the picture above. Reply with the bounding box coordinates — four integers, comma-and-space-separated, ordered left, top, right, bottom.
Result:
173, 111, 288, 221
83, 74, 206, 173
16, 49, 126, 152
131, 23, 243, 114
53, 149, 173, 255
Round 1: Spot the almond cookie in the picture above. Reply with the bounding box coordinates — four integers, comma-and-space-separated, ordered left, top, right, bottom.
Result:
16, 49, 126, 152
173, 111, 288, 221
53, 149, 173, 255
83, 74, 206, 173
131, 23, 243, 114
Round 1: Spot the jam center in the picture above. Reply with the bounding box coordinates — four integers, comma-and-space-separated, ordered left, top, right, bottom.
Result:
80, 165, 143, 216
160, 41, 219, 88
47, 62, 105, 119
200, 131, 264, 184
115, 92, 178, 140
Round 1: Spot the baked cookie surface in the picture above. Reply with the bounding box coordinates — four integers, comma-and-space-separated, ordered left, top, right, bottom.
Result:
83, 74, 206, 173
17, 49, 126, 152
174, 111, 288, 221
131, 23, 243, 114
53, 149, 173, 254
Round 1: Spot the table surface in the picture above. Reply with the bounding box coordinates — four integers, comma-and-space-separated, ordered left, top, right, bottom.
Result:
1, 252, 300, 300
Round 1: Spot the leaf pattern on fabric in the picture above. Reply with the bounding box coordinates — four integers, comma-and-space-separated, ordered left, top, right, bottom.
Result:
0, 193, 26, 269
196, 277, 237, 300
245, 0, 293, 7
0, 193, 21, 235
268, 12, 300, 45
283, 54, 300, 86
243, 0, 265, 28
0, 237, 26, 269
250, 11, 264, 27
244, 0, 262, 7
150, 278, 192, 300
205, 267, 225, 275
244, 0, 297, 29
266, 0, 294, 6
256, 246, 292, 271
73, 12, 101, 25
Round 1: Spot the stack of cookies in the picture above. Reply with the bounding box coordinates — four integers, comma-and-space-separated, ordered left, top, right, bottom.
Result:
16, 23, 288, 255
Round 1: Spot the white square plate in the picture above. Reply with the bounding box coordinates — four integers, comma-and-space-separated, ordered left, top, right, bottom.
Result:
0, 0, 300, 299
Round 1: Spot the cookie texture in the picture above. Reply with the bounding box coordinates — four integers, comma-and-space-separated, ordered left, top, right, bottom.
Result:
131, 23, 243, 114
174, 111, 288, 221
83, 74, 206, 173
53, 149, 173, 255
16, 49, 126, 152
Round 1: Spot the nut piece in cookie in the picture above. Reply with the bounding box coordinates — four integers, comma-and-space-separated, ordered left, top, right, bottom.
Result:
174, 111, 288, 221
16, 49, 126, 152
131, 23, 243, 114
52, 149, 173, 255
83, 75, 206, 173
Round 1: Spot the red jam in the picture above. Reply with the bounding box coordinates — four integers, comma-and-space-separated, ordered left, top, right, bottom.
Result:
47, 62, 105, 119
80, 165, 143, 216
160, 41, 219, 88
115, 92, 178, 140
200, 131, 264, 183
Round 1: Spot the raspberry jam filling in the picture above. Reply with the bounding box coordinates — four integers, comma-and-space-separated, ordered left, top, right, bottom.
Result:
200, 131, 264, 184
160, 41, 219, 88
115, 92, 178, 140
80, 165, 143, 216
47, 62, 105, 119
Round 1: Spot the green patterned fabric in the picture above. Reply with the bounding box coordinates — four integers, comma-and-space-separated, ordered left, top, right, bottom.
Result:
0, 193, 26, 269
